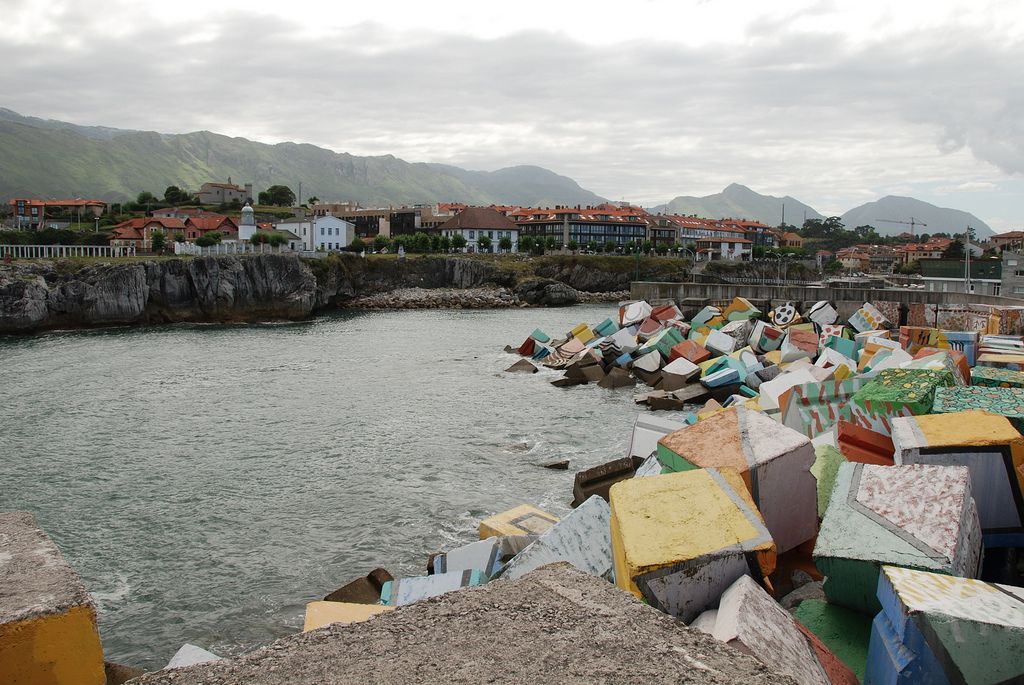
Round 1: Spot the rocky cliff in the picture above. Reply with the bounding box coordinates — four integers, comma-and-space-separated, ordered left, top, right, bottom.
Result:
0, 253, 686, 334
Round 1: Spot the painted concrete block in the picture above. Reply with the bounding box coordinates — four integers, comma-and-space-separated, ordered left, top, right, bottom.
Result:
710, 575, 831, 685
620, 300, 653, 325
608, 468, 776, 622
302, 602, 393, 632
530, 328, 551, 343
627, 413, 686, 460
637, 317, 664, 341
593, 317, 619, 338
811, 444, 847, 518
634, 455, 664, 477
500, 496, 612, 582
758, 367, 819, 411
662, 357, 701, 381
891, 410, 1024, 543
380, 570, 485, 606
813, 463, 982, 615
825, 334, 857, 360
705, 328, 737, 356
609, 327, 639, 353
632, 350, 663, 373
849, 302, 889, 333
808, 300, 840, 327
479, 504, 559, 539
657, 406, 817, 553
866, 565, 1024, 685
0, 512, 105, 685
166, 643, 223, 668
977, 352, 1024, 370
970, 365, 1024, 388
781, 328, 819, 363
905, 349, 969, 385
778, 378, 868, 439
432, 537, 505, 577
852, 368, 955, 417
933, 385, 1024, 432
670, 339, 711, 364
750, 320, 786, 353
650, 303, 684, 322
723, 296, 761, 321
647, 327, 685, 359
795, 599, 873, 683
323, 568, 394, 604
691, 305, 722, 329
836, 420, 895, 465
771, 301, 802, 327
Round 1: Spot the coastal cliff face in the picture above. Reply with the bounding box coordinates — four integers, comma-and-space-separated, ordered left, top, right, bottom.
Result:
0, 253, 684, 334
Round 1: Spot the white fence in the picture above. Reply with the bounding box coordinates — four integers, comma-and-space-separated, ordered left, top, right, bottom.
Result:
0, 244, 132, 259
174, 241, 293, 257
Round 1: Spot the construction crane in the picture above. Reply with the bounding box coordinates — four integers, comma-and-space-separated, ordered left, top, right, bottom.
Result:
876, 217, 927, 238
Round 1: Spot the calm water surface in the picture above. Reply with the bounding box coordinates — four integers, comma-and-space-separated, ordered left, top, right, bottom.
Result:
0, 306, 683, 669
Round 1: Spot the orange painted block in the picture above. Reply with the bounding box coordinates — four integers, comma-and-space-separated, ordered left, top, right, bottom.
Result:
836, 420, 895, 465
670, 340, 711, 364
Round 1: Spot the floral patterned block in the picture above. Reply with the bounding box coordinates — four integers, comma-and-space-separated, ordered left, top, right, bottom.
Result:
933, 386, 1024, 432
852, 368, 955, 416
971, 366, 1024, 388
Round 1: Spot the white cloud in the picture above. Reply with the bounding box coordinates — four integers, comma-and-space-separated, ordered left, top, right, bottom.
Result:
0, 0, 1021, 223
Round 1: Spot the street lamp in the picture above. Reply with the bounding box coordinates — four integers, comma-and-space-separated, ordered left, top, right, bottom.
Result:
94, 216, 100, 233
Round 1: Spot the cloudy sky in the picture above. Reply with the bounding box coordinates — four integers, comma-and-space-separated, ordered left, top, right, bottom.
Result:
4, 0, 1022, 229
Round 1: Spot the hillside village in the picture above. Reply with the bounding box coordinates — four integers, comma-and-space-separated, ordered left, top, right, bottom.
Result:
4, 179, 1024, 298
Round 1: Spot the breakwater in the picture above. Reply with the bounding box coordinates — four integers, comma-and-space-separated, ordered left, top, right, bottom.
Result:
0, 253, 680, 334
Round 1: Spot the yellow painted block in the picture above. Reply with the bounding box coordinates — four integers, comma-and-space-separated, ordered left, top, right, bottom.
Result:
706, 316, 726, 329
833, 364, 852, 381
570, 323, 596, 344
303, 602, 393, 631
722, 297, 758, 320
764, 350, 782, 366
912, 410, 1022, 448
479, 504, 559, 539
0, 606, 105, 685
609, 468, 776, 599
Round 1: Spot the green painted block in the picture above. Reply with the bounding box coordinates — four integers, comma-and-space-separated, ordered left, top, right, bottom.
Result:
851, 368, 955, 417
655, 444, 698, 474
933, 386, 1024, 432
593, 318, 618, 338
810, 445, 846, 518
795, 600, 872, 682
971, 365, 1024, 388
531, 328, 550, 343
825, 335, 857, 359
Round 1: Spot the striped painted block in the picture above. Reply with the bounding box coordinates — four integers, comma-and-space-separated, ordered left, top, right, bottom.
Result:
609, 468, 776, 622
891, 410, 1024, 546
657, 406, 817, 553
865, 566, 1024, 685
778, 378, 869, 439
814, 463, 982, 615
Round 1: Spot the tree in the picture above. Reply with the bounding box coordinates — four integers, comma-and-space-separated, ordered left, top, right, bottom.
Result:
641, 240, 653, 254
943, 239, 965, 259
753, 245, 766, 259
518, 235, 534, 253
429, 234, 441, 252
440, 235, 451, 252
604, 240, 617, 254
259, 185, 296, 207
150, 230, 166, 254
249, 232, 269, 245
567, 239, 579, 252
174, 232, 186, 243
499, 235, 512, 252
268, 233, 287, 247
413, 232, 431, 252
137, 191, 157, 206
451, 233, 467, 250
307, 196, 320, 206
350, 237, 366, 252
477, 235, 492, 252
373, 234, 388, 251
655, 243, 668, 255
900, 260, 922, 275
587, 240, 598, 253
205, 231, 224, 244
625, 240, 637, 254
164, 186, 190, 205
545, 236, 556, 249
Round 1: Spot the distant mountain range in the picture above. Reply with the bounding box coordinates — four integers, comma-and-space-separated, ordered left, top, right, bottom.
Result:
0, 108, 604, 208
655, 183, 994, 238
0, 107, 996, 237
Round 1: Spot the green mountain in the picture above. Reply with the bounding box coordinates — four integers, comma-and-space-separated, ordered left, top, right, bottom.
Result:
840, 196, 994, 238
656, 183, 825, 226
0, 109, 605, 207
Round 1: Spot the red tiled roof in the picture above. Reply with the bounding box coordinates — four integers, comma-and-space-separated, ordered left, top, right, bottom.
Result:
187, 215, 236, 232
437, 207, 517, 232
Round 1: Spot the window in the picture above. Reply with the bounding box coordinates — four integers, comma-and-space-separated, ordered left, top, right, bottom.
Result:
320, 227, 324, 235
1014, 287, 1024, 294
489, 231, 494, 239
1009, 260, 1018, 266
469, 231, 475, 239
1015, 270, 1024, 277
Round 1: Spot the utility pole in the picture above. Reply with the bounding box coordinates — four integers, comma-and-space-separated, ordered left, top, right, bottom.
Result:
965, 226, 972, 294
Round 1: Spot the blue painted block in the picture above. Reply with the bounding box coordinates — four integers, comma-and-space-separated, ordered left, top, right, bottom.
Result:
615, 352, 633, 367
594, 318, 619, 337
701, 368, 740, 388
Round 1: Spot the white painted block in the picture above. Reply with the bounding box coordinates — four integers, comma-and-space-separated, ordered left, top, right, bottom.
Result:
628, 414, 686, 460
167, 644, 222, 669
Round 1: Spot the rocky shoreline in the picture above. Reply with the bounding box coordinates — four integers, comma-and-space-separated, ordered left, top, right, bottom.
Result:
345, 286, 630, 309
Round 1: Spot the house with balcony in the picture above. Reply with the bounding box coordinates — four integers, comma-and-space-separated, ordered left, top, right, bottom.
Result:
509, 204, 649, 250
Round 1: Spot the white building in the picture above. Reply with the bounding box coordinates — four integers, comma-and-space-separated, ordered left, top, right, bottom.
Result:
273, 214, 355, 251
435, 207, 519, 254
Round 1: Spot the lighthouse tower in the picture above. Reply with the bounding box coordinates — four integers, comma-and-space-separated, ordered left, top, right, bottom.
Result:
238, 202, 256, 242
